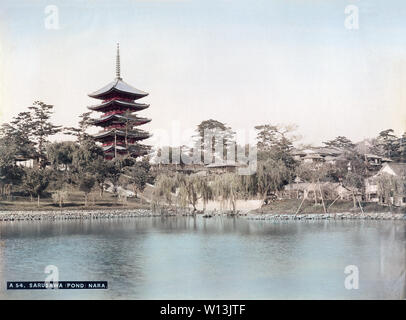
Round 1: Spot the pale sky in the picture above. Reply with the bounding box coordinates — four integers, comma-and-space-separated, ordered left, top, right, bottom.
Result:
0, 0, 406, 147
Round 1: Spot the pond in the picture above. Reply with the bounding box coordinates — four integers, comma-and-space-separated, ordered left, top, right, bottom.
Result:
0, 216, 405, 299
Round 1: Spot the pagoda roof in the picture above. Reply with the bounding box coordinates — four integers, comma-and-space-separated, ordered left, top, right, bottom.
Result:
88, 78, 149, 100
90, 114, 151, 126
87, 99, 149, 112
103, 144, 151, 155
102, 145, 127, 152
93, 129, 151, 140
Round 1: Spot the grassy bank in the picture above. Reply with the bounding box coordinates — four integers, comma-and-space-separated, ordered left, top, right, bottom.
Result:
0, 190, 150, 211
253, 199, 406, 214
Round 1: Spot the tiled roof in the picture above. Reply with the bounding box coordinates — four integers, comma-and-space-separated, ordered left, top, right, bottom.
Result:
88, 78, 148, 99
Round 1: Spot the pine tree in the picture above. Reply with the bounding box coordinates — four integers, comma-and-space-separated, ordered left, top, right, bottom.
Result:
28, 101, 62, 168
64, 112, 92, 144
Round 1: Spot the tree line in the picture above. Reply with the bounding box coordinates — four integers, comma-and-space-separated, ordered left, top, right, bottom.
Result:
0, 101, 153, 206
1, 102, 405, 210
152, 121, 406, 212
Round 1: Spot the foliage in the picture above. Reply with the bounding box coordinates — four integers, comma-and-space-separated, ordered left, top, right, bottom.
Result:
28, 101, 62, 167
0, 138, 24, 186
47, 141, 78, 170
0, 112, 36, 160
52, 190, 68, 208
256, 158, 292, 199
22, 168, 51, 205
152, 173, 212, 212
152, 174, 176, 209
71, 139, 104, 174
211, 173, 242, 212
323, 136, 355, 151
195, 119, 235, 163
376, 173, 404, 206
255, 124, 297, 170
370, 129, 401, 161
64, 112, 93, 144
123, 157, 153, 197
78, 174, 96, 206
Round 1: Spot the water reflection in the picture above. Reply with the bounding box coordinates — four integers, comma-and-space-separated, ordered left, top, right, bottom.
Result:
0, 217, 405, 299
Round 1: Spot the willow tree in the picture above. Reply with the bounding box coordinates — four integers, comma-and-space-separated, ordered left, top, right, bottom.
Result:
212, 173, 242, 213
174, 174, 212, 212
195, 176, 212, 210
175, 174, 195, 211
152, 174, 176, 211
376, 173, 403, 207
152, 174, 212, 213
257, 158, 291, 203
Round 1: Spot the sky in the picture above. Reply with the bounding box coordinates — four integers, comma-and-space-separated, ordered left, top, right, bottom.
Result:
0, 0, 406, 147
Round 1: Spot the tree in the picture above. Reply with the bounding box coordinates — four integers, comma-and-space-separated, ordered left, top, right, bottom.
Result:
400, 132, 406, 163
371, 129, 400, 160
71, 139, 104, 173
52, 190, 68, 208
375, 173, 405, 207
256, 158, 292, 203
152, 173, 212, 213
106, 156, 135, 196
152, 174, 176, 210
212, 173, 241, 213
0, 112, 36, 160
332, 150, 369, 182
64, 112, 93, 144
323, 136, 355, 151
0, 138, 24, 198
28, 101, 62, 168
344, 172, 363, 209
123, 157, 153, 198
296, 163, 330, 209
47, 141, 78, 171
92, 157, 111, 198
78, 174, 96, 206
195, 119, 235, 163
255, 124, 297, 170
174, 174, 212, 212
22, 168, 50, 206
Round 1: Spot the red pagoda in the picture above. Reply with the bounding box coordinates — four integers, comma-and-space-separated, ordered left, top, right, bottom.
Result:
88, 44, 151, 160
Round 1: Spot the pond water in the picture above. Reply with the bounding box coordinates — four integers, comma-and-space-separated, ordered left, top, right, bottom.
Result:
0, 217, 405, 299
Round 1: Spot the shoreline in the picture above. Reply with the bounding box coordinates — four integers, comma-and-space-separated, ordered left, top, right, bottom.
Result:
0, 208, 405, 222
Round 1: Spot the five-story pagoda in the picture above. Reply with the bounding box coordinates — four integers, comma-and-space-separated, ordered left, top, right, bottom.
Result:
88, 44, 151, 160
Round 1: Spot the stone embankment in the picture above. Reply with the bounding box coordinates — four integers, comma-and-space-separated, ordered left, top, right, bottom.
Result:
0, 210, 405, 222
246, 212, 406, 221
0, 209, 177, 222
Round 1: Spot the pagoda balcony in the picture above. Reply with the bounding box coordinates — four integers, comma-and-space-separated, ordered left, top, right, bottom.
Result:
102, 96, 135, 103
91, 114, 151, 127
87, 99, 150, 112
93, 129, 151, 140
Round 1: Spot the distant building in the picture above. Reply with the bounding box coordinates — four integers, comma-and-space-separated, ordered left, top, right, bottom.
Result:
292, 147, 342, 164
364, 154, 392, 169
14, 155, 35, 168
205, 160, 243, 174
365, 163, 406, 206
283, 181, 358, 201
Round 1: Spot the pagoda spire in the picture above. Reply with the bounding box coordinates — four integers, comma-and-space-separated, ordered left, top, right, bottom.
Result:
116, 43, 121, 80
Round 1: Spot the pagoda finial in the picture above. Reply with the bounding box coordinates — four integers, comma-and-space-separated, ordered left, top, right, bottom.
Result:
116, 43, 121, 80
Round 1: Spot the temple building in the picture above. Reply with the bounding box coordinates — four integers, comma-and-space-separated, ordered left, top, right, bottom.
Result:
88, 44, 151, 160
